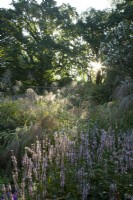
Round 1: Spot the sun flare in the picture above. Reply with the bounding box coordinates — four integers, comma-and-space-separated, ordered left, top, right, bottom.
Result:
90, 61, 103, 72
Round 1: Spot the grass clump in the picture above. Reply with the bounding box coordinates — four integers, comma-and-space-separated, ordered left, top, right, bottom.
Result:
0, 88, 77, 172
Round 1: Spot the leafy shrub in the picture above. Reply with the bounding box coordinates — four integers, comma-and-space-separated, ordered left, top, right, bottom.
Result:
0, 100, 36, 132
91, 84, 111, 104
88, 97, 133, 131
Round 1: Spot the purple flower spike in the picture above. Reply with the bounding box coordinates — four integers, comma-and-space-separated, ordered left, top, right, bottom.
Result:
12, 194, 17, 200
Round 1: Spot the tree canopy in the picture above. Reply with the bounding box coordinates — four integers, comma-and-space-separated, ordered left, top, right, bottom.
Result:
0, 0, 133, 89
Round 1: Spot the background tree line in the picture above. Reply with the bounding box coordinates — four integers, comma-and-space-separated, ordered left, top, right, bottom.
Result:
0, 0, 133, 94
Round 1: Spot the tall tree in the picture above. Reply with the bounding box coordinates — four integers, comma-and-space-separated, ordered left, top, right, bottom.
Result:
100, 0, 133, 83
0, 0, 80, 87
77, 8, 109, 60
0, 8, 23, 82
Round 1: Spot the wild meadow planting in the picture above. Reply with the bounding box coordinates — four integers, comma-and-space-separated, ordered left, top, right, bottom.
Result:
0, 82, 133, 200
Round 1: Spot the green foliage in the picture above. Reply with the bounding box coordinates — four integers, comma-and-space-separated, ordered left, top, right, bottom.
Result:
100, 1, 133, 82
88, 99, 133, 131
116, 109, 133, 130
88, 103, 114, 129
0, 88, 77, 171
77, 8, 109, 58
0, 101, 31, 132
0, 0, 80, 86
91, 84, 111, 104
